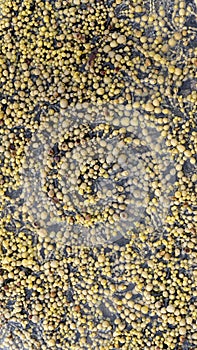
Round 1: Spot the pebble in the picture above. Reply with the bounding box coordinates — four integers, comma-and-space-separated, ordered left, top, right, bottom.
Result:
117, 35, 127, 45
166, 304, 175, 313
60, 99, 68, 109
177, 144, 185, 153
97, 87, 105, 95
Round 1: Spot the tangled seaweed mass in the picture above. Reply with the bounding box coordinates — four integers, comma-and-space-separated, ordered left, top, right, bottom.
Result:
0, 0, 197, 349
